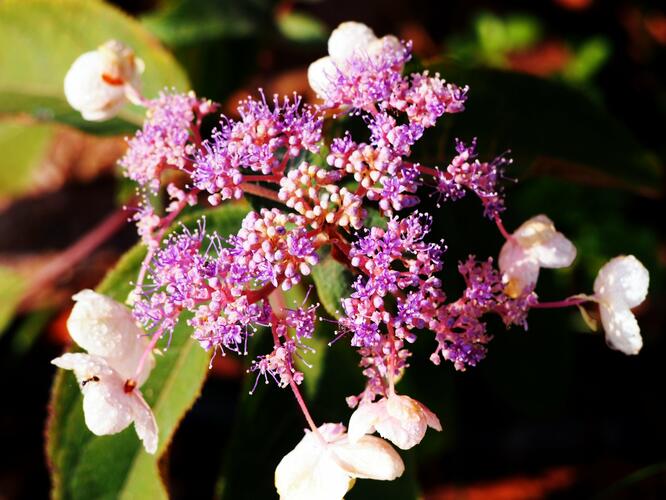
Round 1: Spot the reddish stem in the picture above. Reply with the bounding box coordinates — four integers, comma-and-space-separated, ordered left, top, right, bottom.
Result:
131, 326, 164, 383
533, 297, 589, 309
243, 175, 281, 184
494, 214, 512, 240
417, 164, 440, 178
240, 182, 283, 203
20, 206, 128, 308
269, 313, 320, 435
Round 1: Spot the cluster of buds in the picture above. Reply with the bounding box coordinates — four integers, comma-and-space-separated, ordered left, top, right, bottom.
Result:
56, 20, 651, 498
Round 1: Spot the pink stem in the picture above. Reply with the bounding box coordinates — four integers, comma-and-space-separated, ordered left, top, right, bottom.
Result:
416, 164, 440, 178
243, 175, 281, 184
289, 376, 320, 434
533, 297, 589, 309
132, 326, 164, 382
240, 182, 283, 203
270, 313, 320, 435
494, 214, 512, 240
20, 206, 128, 308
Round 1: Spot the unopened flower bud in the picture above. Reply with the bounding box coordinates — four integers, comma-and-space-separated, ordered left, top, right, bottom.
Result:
64, 40, 144, 121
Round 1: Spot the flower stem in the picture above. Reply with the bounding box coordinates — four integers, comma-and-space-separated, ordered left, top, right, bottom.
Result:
533, 297, 590, 309
494, 214, 512, 240
20, 206, 128, 308
240, 182, 283, 203
131, 326, 164, 384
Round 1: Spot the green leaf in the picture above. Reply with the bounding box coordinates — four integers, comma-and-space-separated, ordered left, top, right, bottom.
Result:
310, 248, 353, 319
141, 0, 270, 47
419, 66, 662, 196
0, 0, 189, 133
276, 11, 328, 44
0, 119, 55, 200
46, 202, 249, 500
0, 264, 28, 334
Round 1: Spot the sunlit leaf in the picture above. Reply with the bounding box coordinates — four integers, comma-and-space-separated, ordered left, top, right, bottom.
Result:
0, 0, 189, 133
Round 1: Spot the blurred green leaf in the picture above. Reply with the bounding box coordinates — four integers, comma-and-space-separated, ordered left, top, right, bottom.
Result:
419, 66, 662, 196
564, 37, 611, 83
46, 202, 249, 500
310, 248, 353, 319
0, 265, 28, 335
0, 0, 189, 133
142, 0, 272, 47
0, 119, 55, 199
277, 11, 328, 44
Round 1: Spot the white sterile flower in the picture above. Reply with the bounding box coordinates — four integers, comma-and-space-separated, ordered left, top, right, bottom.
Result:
348, 392, 442, 450
275, 422, 404, 500
64, 40, 144, 121
499, 214, 577, 297
307, 21, 404, 99
327, 21, 378, 63
593, 255, 649, 355
52, 290, 157, 453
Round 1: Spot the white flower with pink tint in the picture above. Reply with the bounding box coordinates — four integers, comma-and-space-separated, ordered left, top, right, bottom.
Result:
275, 423, 404, 500
593, 255, 649, 355
348, 392, 442, 450
499, 214, 576, 297
64, 40, 144, 121
52, 290, 157, 453
307, 21, 405, 100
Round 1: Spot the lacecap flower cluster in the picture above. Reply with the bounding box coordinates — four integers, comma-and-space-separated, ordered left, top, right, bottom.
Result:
54, 23, 650, 499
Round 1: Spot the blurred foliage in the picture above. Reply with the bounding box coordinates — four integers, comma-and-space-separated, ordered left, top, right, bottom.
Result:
447, 11, 611, 86
0, 0, 188, 133
0, 120, 55, 199
0, 264, 28, 334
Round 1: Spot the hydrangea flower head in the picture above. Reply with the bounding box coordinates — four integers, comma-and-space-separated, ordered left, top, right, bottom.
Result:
593, 255, 649, 355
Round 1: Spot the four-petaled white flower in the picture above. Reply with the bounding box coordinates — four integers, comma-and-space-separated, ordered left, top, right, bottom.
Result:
499, 214, 577, 297
64, 40, 144, 121
275, 422, 404, 500
593, 255, 649, 355
51, 290, 158, 453
348, 392, 442, 450
307, 21, 403, 99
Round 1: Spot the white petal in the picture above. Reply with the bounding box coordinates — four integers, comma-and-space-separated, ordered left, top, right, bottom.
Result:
367, 35, 404, 65
52, 352, 113, 381
498, 240, 540, 297
64, 40, 142, 122
600, 304, 643, 355
594, 255, 649, 308
532, 232, 577, 268
81, 371, 134, 436
511, 215, 576, 269
130, 391, 159, 454
419, 400, 442, 432
328, 21, 377, 63
331, 434, 404, 480
347, 400, 383, 442
275, 430, 352, 500
307, 56, 338, 99
64, 51, 126, 121
375, 394, 428, 450
66, 290, 153, 382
